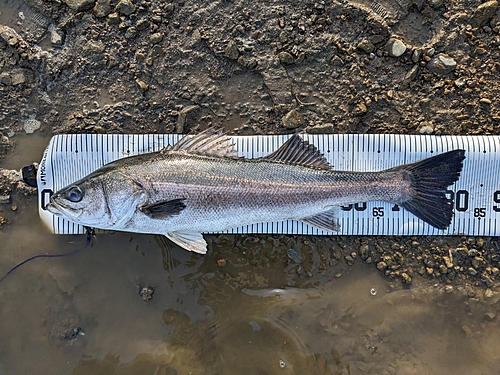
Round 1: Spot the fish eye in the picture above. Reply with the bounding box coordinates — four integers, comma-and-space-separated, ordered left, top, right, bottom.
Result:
66, 186, 83, 202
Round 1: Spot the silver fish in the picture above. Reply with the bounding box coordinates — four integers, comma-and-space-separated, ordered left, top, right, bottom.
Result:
46, 129, 465, 254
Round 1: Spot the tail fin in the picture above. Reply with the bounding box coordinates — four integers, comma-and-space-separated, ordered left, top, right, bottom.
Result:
396, 150, 466, 229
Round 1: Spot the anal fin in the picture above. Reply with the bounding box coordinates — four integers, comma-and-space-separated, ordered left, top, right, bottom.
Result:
301, 207, 340, 232
165, 231, 208, 254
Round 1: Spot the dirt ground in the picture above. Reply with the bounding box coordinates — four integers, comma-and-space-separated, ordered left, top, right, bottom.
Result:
1, 0, 500, 293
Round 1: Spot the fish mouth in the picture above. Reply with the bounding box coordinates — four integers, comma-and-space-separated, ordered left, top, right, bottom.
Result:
45, 199, 83, 220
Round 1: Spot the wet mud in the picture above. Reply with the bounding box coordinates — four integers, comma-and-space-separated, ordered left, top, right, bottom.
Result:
1, 0, 500, 373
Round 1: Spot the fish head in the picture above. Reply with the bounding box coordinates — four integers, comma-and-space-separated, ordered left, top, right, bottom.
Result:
46, 169, 145, 228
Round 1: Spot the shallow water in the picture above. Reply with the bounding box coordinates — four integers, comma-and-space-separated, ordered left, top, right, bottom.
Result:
1, 142, 500, 375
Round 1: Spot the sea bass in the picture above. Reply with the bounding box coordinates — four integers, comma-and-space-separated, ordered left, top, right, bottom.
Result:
46, 129, 465, 254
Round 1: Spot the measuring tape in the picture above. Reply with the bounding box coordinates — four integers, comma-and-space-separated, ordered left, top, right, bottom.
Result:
37, 133, 500, 237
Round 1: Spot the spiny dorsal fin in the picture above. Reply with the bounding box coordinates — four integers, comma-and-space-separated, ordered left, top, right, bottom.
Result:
169, 128, 237, 157
262, 135, 331, 170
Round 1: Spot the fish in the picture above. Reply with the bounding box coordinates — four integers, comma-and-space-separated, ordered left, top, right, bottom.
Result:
46, 129, 466, 254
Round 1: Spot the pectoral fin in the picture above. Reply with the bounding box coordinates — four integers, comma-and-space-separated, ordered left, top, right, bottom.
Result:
165, 231, 208, 254
301, 207, 340, 232
139, 198, 186, 219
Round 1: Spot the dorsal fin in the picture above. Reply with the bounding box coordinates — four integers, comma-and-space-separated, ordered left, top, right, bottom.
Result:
262, 135, 331, 170
169, 128, 237, 157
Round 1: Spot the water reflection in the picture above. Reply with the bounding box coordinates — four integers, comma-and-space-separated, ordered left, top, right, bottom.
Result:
1, 194, 500, 374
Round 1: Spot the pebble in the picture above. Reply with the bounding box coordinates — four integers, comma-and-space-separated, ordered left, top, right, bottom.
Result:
107, 12, 120, 24
356, 39, 375, 54
470, 0, 498, 28
282, 109, 303, 129
51, 28, 65, 46
412, 49, 422, 63
278, 51, 294, 65
386, 38, 406, 57
485, 288, 494, 298
376, 261, 387, 270
402, 65, 419, 86
479, 98, 492, 105
429, 0, 445, 8
306, 123, 334, 134
0, 195, 11, 204
93, 0, 112, 17
329, 55, 344, 66
444, 285, 453, 293
426, 53, 457, 75
401, 273, 412, 284
135, 79, 148, 95
64, 0, 96, 12
115, 0, 135, 15
150, 32, 163, 44
418, 124, 434, 134
225, 40, 239, 60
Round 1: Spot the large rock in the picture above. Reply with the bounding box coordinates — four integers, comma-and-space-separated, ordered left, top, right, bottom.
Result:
470, 0, 498, 28
64, 0, 96, 11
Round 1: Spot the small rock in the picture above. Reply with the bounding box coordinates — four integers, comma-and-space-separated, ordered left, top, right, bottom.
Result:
0, 72, 11, 85
217, 258, 226, 267
115, 0, 135, 16
125, 26, 137, 39
428, 0, 444, 8
329, 55, 344, 66
150, 32, 163, 44
136, 19, 150, 31
107, 12, 120, 24
188, 29, 202, 47
479, 98, 492, 105
51, 28, 65, 46
402, 64, 419, 87
225, 40, 239, 60
10, 71, 26, 86
306, 123, 334, 134
386, 38, 406, 57
83, 40, 105, 56
139, 286, 154, 301
278, 51, 294, 65
412, 49, 422, 63
369, 34, 385, 44
485, 312, 496, 320
135, 79, 148, 95
418, 123, 434, 134
485, 288, 494, 298
93, 0, 112, 17
0, 195, 11, 204
426, 53, 457, 75
482, 275, 494, 288
23, 115, 41, 133
64, 0, 96, 11
334, 272, 343, 278
376, 261, 387, 270
444, 285, 453, 293
357, 39, 375, 54
352, 102, 367, 116
282, 109, 304, 129
401, 272, 412, 284
470, 0, 498, 28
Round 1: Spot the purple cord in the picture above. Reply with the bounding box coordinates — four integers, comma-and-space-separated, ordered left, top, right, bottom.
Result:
0, 227, 95, 284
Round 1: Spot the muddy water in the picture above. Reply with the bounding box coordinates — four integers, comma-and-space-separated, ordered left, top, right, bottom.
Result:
0, 136, 499, 375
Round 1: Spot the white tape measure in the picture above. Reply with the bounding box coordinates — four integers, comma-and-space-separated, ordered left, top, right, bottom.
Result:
37, 134, 500, 236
